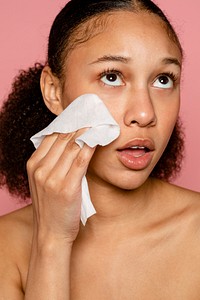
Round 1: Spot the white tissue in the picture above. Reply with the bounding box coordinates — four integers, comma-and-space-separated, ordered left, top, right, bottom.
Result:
30, 94, 120, 225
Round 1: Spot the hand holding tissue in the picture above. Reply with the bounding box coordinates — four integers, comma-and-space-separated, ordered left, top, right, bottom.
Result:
30, 94, 120, 225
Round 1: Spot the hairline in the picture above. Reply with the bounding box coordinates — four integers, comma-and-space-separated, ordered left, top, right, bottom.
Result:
58, 9, 182, 83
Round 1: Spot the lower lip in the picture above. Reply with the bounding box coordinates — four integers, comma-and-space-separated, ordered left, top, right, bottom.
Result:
117, 149, 154, 170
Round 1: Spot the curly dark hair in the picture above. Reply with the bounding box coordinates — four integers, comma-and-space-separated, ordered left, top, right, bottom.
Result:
0, 0, 184, 200
0, 64, 55, 199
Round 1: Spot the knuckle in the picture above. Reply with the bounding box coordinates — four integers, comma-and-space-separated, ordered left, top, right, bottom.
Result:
67, 139, 80, 151
60, 185, 81, 202
58, 132, 75, 142
33, 167, 45, 184
58, 133, 70, 140
44, 177, 58, 192
59, 187, 71, 199
26, 156, 37, 173
75, 152, 88, 168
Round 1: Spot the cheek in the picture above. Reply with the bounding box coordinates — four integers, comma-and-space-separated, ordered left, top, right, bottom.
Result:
87, 145, 113, 176
88, 145, 107, 166
157, 111, 179, 154
61, 72, 88, 108
155, 91, 180, 127
161, 102, 180, 130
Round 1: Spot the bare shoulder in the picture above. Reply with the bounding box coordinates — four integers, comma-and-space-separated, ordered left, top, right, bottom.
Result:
0, 204, 33, 246
0, 205, 33, 298
172, 183, 200, 225
0, 202, 32, 223
157, 179, 200, 204
158, 180, 200, 230
174, 184, 200, 200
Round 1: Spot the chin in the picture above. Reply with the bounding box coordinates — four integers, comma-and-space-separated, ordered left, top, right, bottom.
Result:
102, 170, 152, 191
87, 163, 154, 191
115, 178, 149, 191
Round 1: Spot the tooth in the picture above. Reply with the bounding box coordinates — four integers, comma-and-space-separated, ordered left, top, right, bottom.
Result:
130, 146, 145, 149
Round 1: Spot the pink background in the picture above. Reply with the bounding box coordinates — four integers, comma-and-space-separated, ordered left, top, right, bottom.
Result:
0, 1, 199, 215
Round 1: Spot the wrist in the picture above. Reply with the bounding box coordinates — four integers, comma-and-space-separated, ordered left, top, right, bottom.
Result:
32, 231, 74, 257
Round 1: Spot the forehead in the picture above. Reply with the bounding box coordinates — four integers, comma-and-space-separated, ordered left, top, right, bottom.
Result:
65, 11, 182, 65
63, 11, 182, 73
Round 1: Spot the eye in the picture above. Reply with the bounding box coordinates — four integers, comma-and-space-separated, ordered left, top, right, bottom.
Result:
153, 73, 177, 89
100, 70, 124, 87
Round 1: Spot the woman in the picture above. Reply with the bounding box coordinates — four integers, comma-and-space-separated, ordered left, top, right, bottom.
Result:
0, 0, 200, 298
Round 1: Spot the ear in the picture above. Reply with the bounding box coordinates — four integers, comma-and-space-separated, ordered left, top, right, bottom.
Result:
40, 66, 63, 115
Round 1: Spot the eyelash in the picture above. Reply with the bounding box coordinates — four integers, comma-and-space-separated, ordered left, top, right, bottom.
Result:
98, 68, 123, 84
157, 72, 178, 83
98, 69, 178, 86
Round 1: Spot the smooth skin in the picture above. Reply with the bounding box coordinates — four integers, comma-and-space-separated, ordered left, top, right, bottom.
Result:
0, 11, 200, 299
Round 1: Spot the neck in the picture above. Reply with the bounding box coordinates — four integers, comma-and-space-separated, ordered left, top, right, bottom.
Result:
80, 177, 156, 239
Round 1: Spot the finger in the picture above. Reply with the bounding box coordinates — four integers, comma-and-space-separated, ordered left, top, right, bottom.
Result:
27, 133, 75, 196
36, 128, 87, 169
31, 127, 88, 165
28, 132, 75, 170
27, 129, 90, 195
30, 133, 61, 161
36, 132, 77, 167
63, 144, 96, 191
42, 128, 90, 181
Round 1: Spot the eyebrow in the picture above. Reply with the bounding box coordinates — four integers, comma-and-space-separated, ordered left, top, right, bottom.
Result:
161, 57, 181, 69
89, 55, 181, 68
89, 55, 131, 65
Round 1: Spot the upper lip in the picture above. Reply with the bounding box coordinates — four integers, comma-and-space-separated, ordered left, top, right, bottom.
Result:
117, 138, 155, 151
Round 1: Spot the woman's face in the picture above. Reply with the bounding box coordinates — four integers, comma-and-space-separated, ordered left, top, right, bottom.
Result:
60, 11, 182, 190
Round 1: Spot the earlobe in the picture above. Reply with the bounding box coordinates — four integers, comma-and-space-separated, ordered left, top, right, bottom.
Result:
40, 66, 63, 115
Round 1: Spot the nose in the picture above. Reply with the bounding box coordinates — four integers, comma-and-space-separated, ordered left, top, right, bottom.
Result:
123, 88, 157, 127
